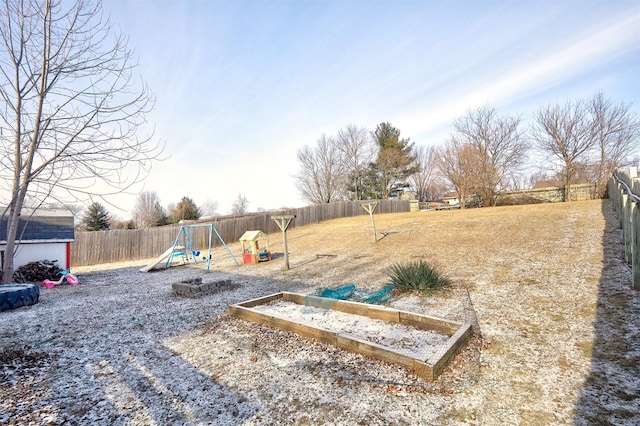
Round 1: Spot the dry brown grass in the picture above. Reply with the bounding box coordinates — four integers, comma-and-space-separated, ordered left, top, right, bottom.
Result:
204, 199, 637, 424
69, 199, 639, 424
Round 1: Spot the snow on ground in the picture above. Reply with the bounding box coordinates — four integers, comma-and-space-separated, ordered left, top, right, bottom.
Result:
252, 300, 451, 360
0, 265, 472, 425
1, 200, 638, 425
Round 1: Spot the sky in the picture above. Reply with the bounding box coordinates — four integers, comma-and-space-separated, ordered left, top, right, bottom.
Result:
100, 0, 640, 217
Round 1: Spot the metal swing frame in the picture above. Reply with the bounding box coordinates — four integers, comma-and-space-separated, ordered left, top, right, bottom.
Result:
165, 224, 239, 271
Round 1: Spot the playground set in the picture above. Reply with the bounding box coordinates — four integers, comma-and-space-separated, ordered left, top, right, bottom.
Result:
239, 230, 270, 264
139, 224, 239, 273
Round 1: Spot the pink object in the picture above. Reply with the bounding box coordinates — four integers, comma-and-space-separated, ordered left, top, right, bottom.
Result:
65, 273, 79, 285
42, 275, 64, 288
42, 271, 80, 288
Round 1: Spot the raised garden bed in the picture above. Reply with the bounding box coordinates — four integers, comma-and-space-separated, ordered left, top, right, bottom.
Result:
228, 291, 473, 381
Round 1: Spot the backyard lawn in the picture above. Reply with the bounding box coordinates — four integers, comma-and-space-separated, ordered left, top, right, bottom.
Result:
1, 199, 638, 425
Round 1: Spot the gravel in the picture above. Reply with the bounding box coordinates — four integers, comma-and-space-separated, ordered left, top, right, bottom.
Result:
0, 264, 476, 425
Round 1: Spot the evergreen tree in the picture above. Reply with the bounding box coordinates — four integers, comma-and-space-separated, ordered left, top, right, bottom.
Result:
366, 123, 418, 198
361, 162, 383, 199
169, 197, 201, 223
82, 202, 111, 231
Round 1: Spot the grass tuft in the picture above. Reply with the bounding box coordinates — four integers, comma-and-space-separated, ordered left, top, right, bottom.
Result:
387, 260, 452, 295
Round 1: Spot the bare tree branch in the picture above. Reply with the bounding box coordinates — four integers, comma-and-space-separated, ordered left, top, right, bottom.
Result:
294, 134, 346, 204
336, 124, 374, 201
0, 0, 163, 282
410, 145, 445, 202
451, 106, 527, 206
589, 92, 640, 197
436, 139, 483, 209
531, 98, 596, 201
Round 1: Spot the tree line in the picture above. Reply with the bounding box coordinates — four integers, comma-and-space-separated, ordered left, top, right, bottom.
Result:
81, 192, 252, 231
295, 93, 640, 208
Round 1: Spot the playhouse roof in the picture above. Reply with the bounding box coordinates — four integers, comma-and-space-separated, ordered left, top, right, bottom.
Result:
239, 230, 267, 242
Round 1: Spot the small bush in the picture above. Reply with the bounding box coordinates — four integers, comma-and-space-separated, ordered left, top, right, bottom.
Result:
388, 260, 452, 294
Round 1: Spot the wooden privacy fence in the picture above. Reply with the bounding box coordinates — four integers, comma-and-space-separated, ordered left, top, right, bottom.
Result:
608, 169, 640, 290
71, 199, 410, 266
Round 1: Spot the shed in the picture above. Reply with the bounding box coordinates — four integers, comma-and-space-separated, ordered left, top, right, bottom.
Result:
239, 230, 270, 264
0, 209, 75, 272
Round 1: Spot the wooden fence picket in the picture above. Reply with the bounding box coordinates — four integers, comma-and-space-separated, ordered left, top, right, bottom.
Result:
71, 199, 411, 266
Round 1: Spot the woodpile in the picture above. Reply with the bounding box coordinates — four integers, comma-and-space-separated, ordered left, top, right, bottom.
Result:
13, 260, 63, 283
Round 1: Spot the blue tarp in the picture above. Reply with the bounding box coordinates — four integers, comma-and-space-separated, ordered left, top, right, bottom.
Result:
316, 283, 395, 305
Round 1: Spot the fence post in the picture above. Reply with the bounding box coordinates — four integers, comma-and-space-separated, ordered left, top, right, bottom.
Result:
614, 175, 624, 226
623, 193, 633, 263
632, 201, 640, 290
633, 181, 640, 290
611, 170, 640, 290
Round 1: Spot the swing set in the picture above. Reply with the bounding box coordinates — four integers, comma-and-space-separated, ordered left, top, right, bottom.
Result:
139, 224, 238, 273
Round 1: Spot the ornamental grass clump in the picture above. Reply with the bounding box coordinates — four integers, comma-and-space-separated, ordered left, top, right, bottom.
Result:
388, 260, 452, 295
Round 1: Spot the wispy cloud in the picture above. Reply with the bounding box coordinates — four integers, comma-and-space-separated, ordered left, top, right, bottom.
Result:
399, 12, 639, 141
100, 1, 640, 214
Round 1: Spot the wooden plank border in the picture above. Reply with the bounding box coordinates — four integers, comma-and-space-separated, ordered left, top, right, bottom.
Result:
228, 292, 473, 381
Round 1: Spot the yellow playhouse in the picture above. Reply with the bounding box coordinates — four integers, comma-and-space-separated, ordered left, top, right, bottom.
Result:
239, 230, 271, 264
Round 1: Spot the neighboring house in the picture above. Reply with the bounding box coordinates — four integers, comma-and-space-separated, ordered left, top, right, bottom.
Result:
441, 192, 460, 206
0, 209, 75, 272
398, 190, 417, 201
533, 180, 563, 189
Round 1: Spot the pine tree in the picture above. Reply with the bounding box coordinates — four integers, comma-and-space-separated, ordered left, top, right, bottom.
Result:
169, 197, 201, 223
82, 202, 111, 231
366, 123, 418, 198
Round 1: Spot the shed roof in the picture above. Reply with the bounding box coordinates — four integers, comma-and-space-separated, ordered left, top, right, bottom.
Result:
0, 210, 75, 243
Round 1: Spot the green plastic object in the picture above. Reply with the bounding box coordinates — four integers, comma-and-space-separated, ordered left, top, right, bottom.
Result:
317, 283, 356, 300
353, 284, 395, 304
316, 283, 394, 305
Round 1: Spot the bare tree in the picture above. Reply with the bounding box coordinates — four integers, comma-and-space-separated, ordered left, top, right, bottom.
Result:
231, 193, 249, 215
410, 145, 445, 202
133, 191, 167, 228
336, 124, 374, 200
200, 199, 220, 217
294, 134, 346, 204
531, 99, 595, 201
589, 92, 640, 197
452, 106, 527, 207
0, 0, 161, 282
436, 140, 483, 209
